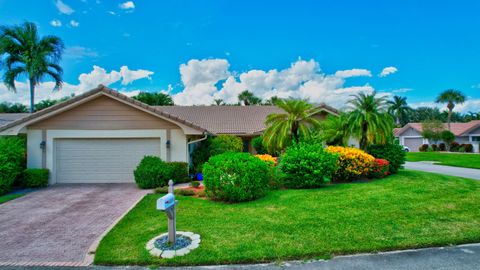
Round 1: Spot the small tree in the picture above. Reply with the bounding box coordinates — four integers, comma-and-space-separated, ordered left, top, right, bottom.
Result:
441, 130, 455, 151
421, 120, 444, 144
209, 135, 243, 156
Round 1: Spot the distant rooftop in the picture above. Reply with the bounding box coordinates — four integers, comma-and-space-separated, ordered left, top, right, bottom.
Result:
0, 113, 29, 127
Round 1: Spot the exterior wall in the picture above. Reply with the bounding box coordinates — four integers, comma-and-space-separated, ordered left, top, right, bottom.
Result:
27, 129, 43, 168
170, 129, 188, 162
29, 96, 179, 130
456, 136, 470, 144
468, 126, 480, 135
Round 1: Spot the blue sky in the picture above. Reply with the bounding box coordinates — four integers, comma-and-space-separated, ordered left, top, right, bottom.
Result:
1, 0, 480, 111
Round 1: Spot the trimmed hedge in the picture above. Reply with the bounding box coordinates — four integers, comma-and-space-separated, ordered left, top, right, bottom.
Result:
209, 135, 243, 156
0, 136, 25, 195
280, 142, 338, 188
23, 169, 49, 188
366, 143, 406, 174
419, 144, 429, 152
134, 156, 172, 189
252, 136, 267, 154
203, 152, 271, 202
168, 162, 189, 183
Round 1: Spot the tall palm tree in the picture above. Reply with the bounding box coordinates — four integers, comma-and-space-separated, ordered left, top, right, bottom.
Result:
0, 22, 64, 113
263, 99, 322, 152
238, 90, 261, 106
387, 95, 411, 126
348, 92, 394, 150
435, 89, 466, 130
132, 92, 174, 106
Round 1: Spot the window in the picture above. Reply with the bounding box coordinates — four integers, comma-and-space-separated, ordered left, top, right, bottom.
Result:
472, 136, 480, 142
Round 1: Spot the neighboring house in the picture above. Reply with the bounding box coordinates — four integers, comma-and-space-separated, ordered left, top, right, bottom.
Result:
394, 121, 480, 152
0, 85, 338, 185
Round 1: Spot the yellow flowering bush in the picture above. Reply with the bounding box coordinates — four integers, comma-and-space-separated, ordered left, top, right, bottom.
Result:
326, 146, 375, 181
255, 154, 277, 166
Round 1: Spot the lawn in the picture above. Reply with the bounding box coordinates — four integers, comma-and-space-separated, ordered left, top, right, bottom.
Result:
0, 193, 24, 204
95, 170, 480, 266
406, 152, 480, 169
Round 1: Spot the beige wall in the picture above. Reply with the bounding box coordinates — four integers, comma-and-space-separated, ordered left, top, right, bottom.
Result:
30, 96, 180, 130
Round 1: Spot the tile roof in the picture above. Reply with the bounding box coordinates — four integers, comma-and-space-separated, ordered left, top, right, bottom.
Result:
394, 120, 480, 137
0, 113, 29, 127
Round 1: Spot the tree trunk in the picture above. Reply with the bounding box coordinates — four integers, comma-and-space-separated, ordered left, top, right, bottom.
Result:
360, 121, 368, 150
292, 122, 299, 143
29, 79, 35, 113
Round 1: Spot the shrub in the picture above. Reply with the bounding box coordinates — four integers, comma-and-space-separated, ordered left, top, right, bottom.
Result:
450, 141, 460, 152
280, 142, 338, 188
209, 135, 243, 156
255, 154, 277, 166
191, 138, 211, 173
23, 169, 49, 188
154, 186, 169, 194
419, 144, 429, 152
203, 152, 271, 202
431, 144, 438, 151
439, 143, 446, 151
464, 144, 474, 153
327, 146, 375, 181
252, 136, 267, 154
168, 162, 189, 183
369, 159, 390, 179
366, 143, 406, 174
134, 156, 172, 189
175, 189, 195, 196
441, 130, 455, 147
0, 136, 25, 195
190, 181, 201, 188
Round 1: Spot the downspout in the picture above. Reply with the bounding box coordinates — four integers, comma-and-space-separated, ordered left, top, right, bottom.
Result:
186, 132, 209, 165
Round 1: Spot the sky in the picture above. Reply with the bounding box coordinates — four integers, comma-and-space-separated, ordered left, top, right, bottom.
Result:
0, 0, 480, 112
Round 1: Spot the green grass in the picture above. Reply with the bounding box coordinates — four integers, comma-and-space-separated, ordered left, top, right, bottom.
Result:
95, 170, 480, 266
406, 152, 480, 169
0, 193, 24, 204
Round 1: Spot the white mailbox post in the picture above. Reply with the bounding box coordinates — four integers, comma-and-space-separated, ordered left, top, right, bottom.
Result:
156, 180, 178, 244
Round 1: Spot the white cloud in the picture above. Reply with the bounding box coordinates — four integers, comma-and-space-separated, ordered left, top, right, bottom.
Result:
50, 19, 62, 27
391, 88, 413, 93
410, 99, 480, 113
119, 66, 153, 85
335, 68, 372, 78
119, 1, 135, 9
379, 66, 398, 77
173, 58, 378, 109
108, 11, 116, 15
55, 0, 74, 15
64, 46, 98, 60
70, 20, 79, 27
0, 65, 154, 104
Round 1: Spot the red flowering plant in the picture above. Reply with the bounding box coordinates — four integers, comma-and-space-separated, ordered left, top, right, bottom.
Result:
369, 158, 390, 179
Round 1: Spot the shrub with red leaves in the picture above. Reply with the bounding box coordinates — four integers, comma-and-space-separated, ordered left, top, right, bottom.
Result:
369, 158, 390, 179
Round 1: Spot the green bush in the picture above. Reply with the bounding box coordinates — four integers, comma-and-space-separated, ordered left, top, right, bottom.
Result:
154, 186, 169, 194
252, 136, 267, 154
175, 189, 195, 196
366, 143, 406, 174
134, 156, 172, 189
23, 169, 49, 188
0, 136, 26, 195
280, 142, 338, 188
191, 138, 211, 173
203, 152, 271, 202
441, 130, 455, 147
168, 162, 189, 183
209, 135, 243, 156
419, 144, 429, 152
190, 181, 201, 188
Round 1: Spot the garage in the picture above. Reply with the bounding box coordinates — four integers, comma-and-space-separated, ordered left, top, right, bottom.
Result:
55, 138, 161, 183
403, 137, 423, 152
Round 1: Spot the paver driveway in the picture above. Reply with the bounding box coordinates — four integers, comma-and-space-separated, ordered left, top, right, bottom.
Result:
0, 184, 148, 266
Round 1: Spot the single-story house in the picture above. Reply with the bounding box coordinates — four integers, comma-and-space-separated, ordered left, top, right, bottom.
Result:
394, 121, 480, 152
0, 85, 338, 184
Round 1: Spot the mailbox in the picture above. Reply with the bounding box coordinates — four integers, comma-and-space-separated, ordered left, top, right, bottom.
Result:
157, 193, 175, 211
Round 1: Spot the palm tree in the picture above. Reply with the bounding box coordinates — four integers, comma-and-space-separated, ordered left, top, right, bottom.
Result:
387, 95, 411, 126
238, 90, 261, 106
320, 113, 351, 146
348, 92, 394, 150
263, 99, 322, 152
213, 99, 224, 106
132, 92, 174, 106
0, 22, 64, 113
436, 89, 467, 130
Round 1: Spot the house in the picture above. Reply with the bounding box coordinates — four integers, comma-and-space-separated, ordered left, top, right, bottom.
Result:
0, 85, 338, 184
394, 121, 480, 152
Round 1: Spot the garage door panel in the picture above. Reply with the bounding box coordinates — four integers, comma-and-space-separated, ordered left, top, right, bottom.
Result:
55, 138, 161, 183
404, 138, 423, 152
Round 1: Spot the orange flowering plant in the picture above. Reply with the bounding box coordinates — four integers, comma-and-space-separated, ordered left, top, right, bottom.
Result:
255, 154, 277, 166
326, 146, 375, 181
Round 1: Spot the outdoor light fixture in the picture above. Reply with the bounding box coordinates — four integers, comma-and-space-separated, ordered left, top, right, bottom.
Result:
166, 140, 171, 149
39, 141, 46, 150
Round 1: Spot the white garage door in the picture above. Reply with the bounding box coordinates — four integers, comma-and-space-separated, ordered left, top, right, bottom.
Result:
404, 137, 423, 152
55, 138, 161, 183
